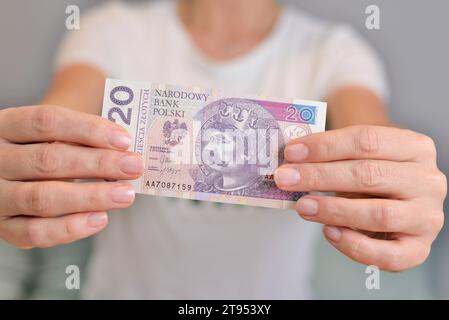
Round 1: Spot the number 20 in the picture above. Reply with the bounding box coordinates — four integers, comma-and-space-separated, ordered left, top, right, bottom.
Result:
108, 86, 134, 125
286, 105, 298, 121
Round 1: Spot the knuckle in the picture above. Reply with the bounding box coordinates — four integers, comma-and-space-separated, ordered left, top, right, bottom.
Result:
353, 160, 387, 188
323, 199, 344, 223
417, 133, 437, 158
429, 211, 445, 234
33, 144, 60, 176
426, 170, 448, 199
27, 184, 51, 215
77, 117, 100, 144
381, 248, 404, 272
8, 184, 22, 212
409, 242, 431, 269
95, 151, 113, 175
0, 107, 17, 125
31, 106, 58, 135
316, 136, 335, 159
418, 245, 431, 266
0, 228, 34, 250
433, 170, 448, 185
356, 126, 381, 155
306, 165, 326, 190
85, 189, 101, 207
85, 118, 103, 140
437, 171, 447, 196
24, 220, 45, 248
373, 204, 396, 231
62, 219, 77, 240
348, 237, 365, 262
438, 172, 448, 199
412, 132, 437, 163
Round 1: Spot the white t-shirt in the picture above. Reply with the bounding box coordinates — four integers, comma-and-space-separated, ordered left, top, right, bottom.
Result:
56, 0, 387, 299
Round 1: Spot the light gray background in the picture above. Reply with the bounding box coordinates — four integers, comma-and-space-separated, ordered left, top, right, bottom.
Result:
0, 0, 448, 298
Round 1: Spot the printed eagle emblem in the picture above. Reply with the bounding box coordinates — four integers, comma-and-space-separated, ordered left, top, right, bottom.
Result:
163, 119, 188, 146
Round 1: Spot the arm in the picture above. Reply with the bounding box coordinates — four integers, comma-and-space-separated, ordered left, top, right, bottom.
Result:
326, 86, 390, 128
42, 64, 106, 114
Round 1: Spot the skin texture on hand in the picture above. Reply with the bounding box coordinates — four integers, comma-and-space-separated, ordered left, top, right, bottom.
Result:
274, 125, 447, 271
0, 104, 144, 248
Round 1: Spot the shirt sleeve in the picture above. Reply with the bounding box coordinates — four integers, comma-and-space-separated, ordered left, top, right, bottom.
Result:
53, 1, 125, 77
317, 25, 389, 101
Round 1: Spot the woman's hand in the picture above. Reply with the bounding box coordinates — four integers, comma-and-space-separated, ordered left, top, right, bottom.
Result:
274, 125, 447, 271
0, 105, 143, 248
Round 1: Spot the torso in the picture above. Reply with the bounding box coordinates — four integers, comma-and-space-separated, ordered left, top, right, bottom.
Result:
82, 1, 347, 299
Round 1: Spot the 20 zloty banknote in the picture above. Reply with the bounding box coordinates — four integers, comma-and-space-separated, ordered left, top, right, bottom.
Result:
102, 79, 327, 209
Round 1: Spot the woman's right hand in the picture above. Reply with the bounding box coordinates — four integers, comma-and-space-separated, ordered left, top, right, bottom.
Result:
0, 105, 143, 248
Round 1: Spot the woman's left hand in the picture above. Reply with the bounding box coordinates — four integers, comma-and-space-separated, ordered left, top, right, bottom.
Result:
274, 125, 447, 271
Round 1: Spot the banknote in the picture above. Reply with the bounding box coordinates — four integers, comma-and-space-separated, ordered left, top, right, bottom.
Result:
102, 79, 327, 209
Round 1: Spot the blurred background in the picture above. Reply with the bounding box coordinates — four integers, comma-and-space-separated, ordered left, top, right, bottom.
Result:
0, 0, 448, 299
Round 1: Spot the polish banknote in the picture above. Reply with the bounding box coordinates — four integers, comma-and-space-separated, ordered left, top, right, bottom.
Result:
102, 79, 327, 208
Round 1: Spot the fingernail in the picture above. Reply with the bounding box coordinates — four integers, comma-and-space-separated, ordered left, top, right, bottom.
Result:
119, 155, 144, 175
274, 167, 300, 186
324, 226, 342, 242
111, 184, 135, 204
285, 144, 309, 162
297, 198, 319, 215
109, 130, 132, 149
88, 212, 108, 228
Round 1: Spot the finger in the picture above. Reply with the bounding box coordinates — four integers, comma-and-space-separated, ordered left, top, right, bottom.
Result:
0, 106, 131, 150
296, 195, 436, 234
0, 142, 143, 181
0, 180, 135, 217
274, 160, 432, 198
284, 125, 436, 165
0, 211, 108, 249
322, 226, 430, 271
